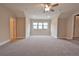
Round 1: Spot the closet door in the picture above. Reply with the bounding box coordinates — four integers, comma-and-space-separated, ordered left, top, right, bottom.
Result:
16, 17, 25, 39
10, 17, 16, 41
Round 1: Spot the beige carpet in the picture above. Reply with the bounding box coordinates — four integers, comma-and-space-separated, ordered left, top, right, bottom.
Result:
0, 36, 79, 56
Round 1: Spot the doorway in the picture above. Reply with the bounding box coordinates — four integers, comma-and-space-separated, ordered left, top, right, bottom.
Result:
73, 15, 79, 40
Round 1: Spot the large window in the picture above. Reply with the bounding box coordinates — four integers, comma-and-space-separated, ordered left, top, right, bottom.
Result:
38, 23, 42, 29
33, 23, 38, 29
43, 22, 48, 29
33, 22, 48, 30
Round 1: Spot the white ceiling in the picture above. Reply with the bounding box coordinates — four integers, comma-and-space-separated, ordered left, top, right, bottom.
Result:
1, 3, 79, 19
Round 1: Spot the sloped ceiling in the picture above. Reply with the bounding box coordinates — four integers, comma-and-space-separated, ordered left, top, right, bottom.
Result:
1, 3, 79, 19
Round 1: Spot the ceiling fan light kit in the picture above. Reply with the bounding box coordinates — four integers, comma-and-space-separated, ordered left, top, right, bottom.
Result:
41, 3, 59, 12
45, 7, 50, 11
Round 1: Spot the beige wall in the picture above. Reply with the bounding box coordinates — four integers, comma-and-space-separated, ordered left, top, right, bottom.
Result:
58, 17, 67, 39
66, 15, 74, 39
58, 15, 74, 39
0, 6, 13, 43
57, 13, 75, 39
16, 17, 25, 39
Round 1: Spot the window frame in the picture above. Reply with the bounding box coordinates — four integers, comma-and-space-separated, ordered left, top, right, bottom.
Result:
32, 22, 48, 30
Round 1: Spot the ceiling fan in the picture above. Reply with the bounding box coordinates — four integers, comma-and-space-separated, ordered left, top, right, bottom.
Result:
41, 3, 59, 12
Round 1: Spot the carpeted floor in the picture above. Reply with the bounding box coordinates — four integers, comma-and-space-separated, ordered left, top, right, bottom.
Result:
0, 36, 79, 56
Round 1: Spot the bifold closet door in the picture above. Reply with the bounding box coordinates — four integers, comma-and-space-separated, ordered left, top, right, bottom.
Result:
16, 17, 25, 39
10, 17, 16, 41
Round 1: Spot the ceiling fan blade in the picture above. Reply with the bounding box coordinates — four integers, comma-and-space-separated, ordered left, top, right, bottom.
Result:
51, 3, 59, 7
50, 9, 54, 12
46, 3, 51, 6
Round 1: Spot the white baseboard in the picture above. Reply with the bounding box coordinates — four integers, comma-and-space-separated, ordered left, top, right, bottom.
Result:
0, 40, 10, 46
51, 35, 58, 38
